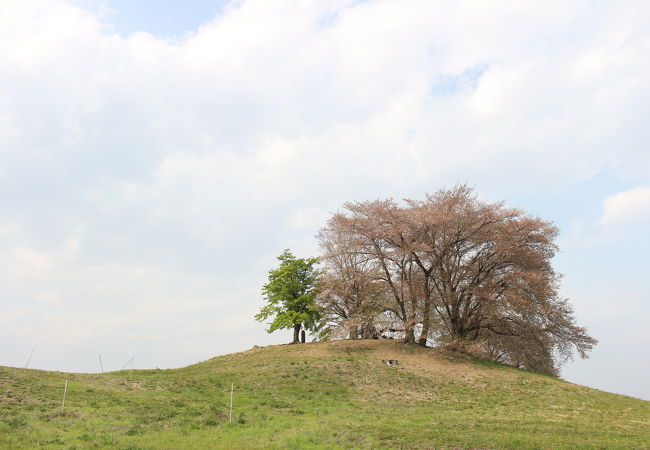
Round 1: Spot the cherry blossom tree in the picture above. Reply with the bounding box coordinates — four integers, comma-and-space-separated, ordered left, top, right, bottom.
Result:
319, 185, 597, 375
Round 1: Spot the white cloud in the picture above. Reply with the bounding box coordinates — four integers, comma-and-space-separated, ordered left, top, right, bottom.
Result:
600, 186, 650, 225
561, 186, 650, 249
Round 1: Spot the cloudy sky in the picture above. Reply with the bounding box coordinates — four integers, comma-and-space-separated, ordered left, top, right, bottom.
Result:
1, 0, 649, 400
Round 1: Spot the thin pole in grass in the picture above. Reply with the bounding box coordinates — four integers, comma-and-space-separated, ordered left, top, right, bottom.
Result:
61, 379, 68, 412
99, 354, 104, 374
229, 383, 234, 422
120, 356, 134, 371
25, 346, 35, 368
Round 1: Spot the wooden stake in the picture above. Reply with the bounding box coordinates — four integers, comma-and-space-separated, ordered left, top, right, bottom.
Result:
61, 379, 68, 412
229, 383, 234, 422
120, 356, 134, 371
25, 346, 35, 368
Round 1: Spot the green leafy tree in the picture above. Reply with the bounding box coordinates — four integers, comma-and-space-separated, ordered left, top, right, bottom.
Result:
256, 249, 321, 344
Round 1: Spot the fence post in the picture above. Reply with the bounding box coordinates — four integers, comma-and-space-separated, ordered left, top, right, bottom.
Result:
229, 383, 234, 422
25, 346, 35, 368
61, 380, 68, 412
120, 356, 134, 371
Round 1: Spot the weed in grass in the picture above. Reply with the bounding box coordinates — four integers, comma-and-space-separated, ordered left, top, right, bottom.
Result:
5, 417, 27, 429
46, 436, 64, 445
78, 433, 95, 442
125, 425, 145, 436
203, 418, 219, 427
99, 434, 119, 446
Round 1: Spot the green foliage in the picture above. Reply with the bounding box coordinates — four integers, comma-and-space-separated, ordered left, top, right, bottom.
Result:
255, 249, 320, 335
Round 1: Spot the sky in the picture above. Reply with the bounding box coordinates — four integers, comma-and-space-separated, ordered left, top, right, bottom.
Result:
1, 0, 649, 400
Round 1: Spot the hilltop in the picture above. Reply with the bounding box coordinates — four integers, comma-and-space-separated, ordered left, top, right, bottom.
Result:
1, 340, 648, 448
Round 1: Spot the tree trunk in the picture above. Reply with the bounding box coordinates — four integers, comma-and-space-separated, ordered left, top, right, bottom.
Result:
362, 324, 378, 339
404, 326, 416, 344
300, 329, 306, 343
418, 302, 431, 347
292, 323, 301, 344
349, 324, 358, 340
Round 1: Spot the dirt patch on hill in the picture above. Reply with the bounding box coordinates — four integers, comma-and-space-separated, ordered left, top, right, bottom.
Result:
329, 340, 521, 384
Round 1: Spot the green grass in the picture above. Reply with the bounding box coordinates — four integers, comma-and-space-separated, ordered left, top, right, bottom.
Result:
1, 340, 648, 449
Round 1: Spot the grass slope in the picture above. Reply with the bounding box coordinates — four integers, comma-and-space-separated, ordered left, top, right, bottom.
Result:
1, 340, 649, 449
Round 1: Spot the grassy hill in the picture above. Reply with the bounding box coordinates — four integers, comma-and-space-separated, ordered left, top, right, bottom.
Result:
1, 340, 649, 449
